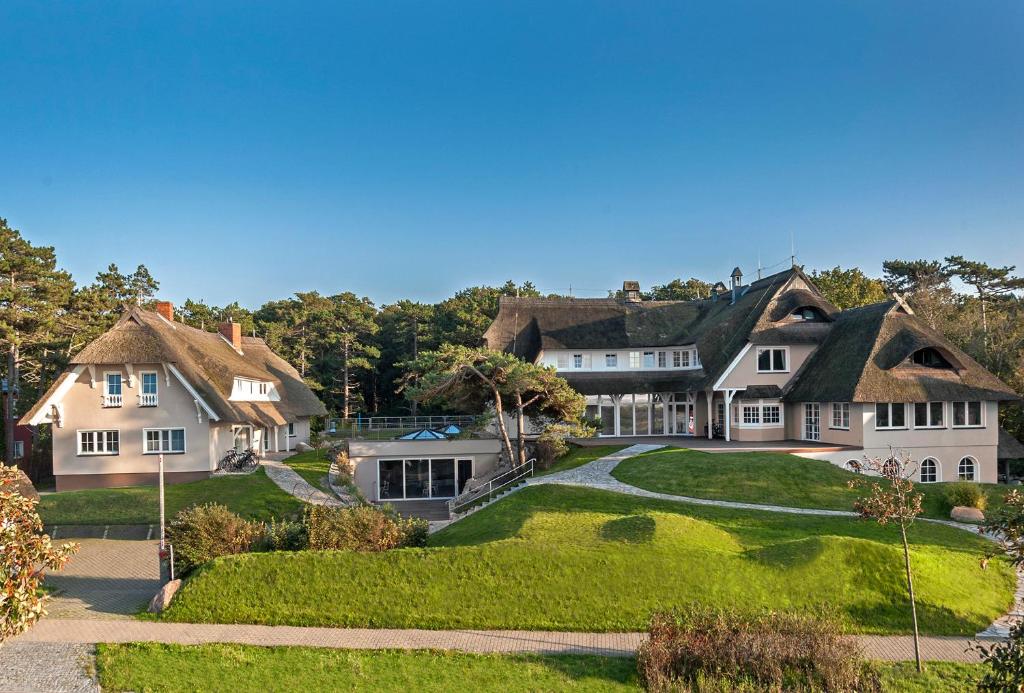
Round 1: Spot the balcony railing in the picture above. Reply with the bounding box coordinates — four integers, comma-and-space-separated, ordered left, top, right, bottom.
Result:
103, 394, 123, 408
139, 393, 158, 407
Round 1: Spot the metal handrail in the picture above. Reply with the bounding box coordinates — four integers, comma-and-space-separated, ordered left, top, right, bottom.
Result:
448, 458, 535, 516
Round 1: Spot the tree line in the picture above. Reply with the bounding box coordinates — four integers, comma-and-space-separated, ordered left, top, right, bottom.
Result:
3, 216, 1023, 461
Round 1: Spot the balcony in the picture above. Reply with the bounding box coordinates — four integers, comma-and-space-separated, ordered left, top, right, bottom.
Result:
139, 393, 158, 407
103, 394, 123, 408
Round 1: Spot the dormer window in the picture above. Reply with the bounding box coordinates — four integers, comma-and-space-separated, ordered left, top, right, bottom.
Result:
909, 348, 953, 369
230, 377, 279, 401
792, 307, 824, 321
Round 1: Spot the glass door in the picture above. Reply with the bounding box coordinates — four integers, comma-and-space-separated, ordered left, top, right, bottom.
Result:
804, 403, 820, 441
233, 426, 252, 452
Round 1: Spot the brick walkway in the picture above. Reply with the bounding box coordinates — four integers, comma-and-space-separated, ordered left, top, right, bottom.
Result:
44, 539, 161, 620
11, 619, 989, 662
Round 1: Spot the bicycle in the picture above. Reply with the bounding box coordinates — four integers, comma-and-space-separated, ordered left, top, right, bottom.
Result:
218, 448, 260, 472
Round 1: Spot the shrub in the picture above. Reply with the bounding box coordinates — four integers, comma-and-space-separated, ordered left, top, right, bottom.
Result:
305, 505, 427, 552
331, 448, 354, 485
166, 503, 261, 575
536, 421, 597, 468
945, 481, 987, 511
636, 608, 879, 692
254, 519, 308, 552
1, 464, 77, 642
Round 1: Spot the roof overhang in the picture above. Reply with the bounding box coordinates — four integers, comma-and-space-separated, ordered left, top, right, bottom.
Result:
22, 366, 86, 426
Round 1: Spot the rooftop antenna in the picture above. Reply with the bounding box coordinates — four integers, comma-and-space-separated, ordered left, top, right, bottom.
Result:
790, 231, 796, 268
757, 250, 762, 280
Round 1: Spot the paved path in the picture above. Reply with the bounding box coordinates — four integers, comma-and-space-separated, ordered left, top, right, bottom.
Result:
0, 642, 99, 693
44, 539, 160, 620
11, 619, 989, 662
261, 457, 345, 507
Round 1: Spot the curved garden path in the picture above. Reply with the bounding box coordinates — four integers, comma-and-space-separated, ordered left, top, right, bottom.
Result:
527, 443, 1023, 639
261, 455, 346, 507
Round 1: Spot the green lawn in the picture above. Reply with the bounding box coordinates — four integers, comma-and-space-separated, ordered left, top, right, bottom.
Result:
162, 484, 1012, 635
95, 643, 638, 692
93, 643, 983, 693
283, 450, 332, 490
37, 468, 303, 525
535, 444, 627, 476
612, 447, 1009, 521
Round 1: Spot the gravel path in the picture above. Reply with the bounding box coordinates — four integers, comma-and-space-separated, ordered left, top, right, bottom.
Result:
0, 642, 99, 693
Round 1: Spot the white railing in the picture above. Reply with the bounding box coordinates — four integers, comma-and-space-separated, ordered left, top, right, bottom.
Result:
139, 393, 158, 407
103, 394, 123, 407
325, 415, 482, 439
448, 458, 535, 517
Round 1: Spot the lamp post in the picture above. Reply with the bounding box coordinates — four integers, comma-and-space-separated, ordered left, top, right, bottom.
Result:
157, 453, 172, 582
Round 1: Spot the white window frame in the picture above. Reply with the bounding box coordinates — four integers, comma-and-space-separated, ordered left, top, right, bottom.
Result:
672, 350, 681, 368
77, 429, 120, 456
952, 401, 985, 429
13, 440, 24, 459
629, 352, 641, 369
642, 351, 655, 368
288, 422, 296, 437
913, 401, 946, 429
572, 354, 583, 369
735, 399, 784, 429
958, 456, 977, 482
830, 402, 850, 430
143, 427, 187, 455
605, 353, 618, 368
755, 347, 789, 373
139, 370, 159, 407
103, 371, 123, 407
556, 353, 570, 369
657, 351, 667, 368
874, 402, 908, 430
920, 457, 940, 483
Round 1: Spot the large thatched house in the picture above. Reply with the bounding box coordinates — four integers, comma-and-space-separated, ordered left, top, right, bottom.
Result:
484, 267, 1021, 483
22, 302, 326, 491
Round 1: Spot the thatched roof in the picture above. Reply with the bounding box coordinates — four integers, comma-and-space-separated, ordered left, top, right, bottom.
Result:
783, 301, 1019, 403
27, 306, 325, 425
999, 429, 1024, 460
484, 268, 813, 391
562, 370, 706, 396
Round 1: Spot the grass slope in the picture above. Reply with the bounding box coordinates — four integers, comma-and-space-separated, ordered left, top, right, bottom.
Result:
283, 450, 332, 489
37, 468, 303, 525
95, 643, 638, 692
535, 444, 628, 476
612, 447, 1007, 520
94, 643, 983, 693
163, 485, 1012, 635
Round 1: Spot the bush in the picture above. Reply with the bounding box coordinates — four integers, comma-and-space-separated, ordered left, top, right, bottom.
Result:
305, 505, 427, 552
254, 518, 308, 552
536, 421, 597, 468
331, 448, 354, 484
637, 608, 879, 692
945, 481, 987, 511
166, 503, 261, 575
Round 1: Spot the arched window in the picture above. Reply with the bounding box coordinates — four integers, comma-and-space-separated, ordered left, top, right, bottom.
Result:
845, 460, 862, 474
909, 348, 953, 369
920, 458, 938, 483
958, 456, 977, 481
882, 458, 899, 479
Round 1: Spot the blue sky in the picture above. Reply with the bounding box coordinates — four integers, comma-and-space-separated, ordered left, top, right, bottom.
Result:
1, 1, 1021, 307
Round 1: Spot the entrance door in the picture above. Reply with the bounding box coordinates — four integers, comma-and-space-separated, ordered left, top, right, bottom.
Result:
671, 399, 694, 435
804, 403, 820, 441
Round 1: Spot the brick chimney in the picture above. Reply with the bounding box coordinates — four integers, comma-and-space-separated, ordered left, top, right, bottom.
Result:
156, 301, 174, 322
219, 320, 242, 350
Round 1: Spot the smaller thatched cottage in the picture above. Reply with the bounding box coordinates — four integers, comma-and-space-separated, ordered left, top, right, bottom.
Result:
21, 302, 326, 491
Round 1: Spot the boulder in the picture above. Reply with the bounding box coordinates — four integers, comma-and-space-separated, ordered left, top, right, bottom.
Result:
951, 505, 985, 523
148, 579, 182, 613
295, 441, 313, 452
3, 469, 40, 502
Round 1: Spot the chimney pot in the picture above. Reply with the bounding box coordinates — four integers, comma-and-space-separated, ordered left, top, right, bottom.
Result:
219, 321, 242, 350
156, 301, 174, 322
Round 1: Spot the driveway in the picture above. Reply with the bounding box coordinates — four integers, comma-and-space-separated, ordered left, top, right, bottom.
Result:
45, 539, 161, 620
